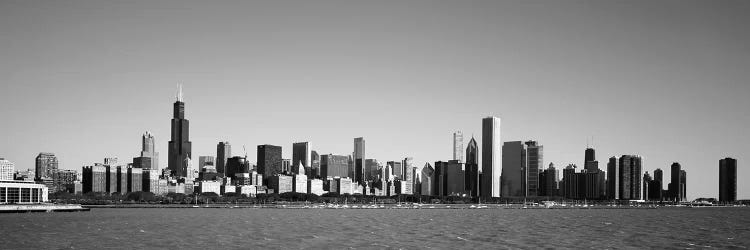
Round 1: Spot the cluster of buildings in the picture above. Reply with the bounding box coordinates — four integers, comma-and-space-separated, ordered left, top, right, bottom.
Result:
0, 86, 741, 204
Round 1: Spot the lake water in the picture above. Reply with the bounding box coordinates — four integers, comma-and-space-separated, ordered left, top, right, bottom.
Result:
1, 207, 749, 249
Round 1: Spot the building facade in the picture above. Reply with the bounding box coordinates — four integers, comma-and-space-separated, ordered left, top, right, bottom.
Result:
481, 116, 501, 198
719, 158, 737, 203
168, 85, 192, 177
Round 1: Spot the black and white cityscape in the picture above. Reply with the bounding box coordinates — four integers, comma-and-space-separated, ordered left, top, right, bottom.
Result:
1, 0, 749, 248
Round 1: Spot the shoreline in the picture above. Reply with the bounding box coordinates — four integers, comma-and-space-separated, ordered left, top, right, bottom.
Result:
78, 204, 746, 209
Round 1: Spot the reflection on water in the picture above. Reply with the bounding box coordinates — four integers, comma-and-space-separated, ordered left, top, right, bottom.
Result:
2, 207, 749, 249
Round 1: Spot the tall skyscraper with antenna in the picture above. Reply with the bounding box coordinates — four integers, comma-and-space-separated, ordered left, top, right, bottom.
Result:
168, 84, 192, 177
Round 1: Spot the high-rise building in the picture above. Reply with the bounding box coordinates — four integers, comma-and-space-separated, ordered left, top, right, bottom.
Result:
168, 84, 192, 177
719, 158, 737, 203
388, 161, 403, 180
51, 169, 78, 193
268, 175, 293, 194
538, 163, 559, 197
401, 157, 414, 195
618, 155, 642, 200
257, 144, 282, 180
127, 167, 142, 193
446, 160, 466, 196
320, 154, 349, 178
501, 141, 526, 197
525, 141, 543, 196
365, 159, 380, 182
465, 137, 479, 197
82, 165, 106, 193
433, 161, 448, 197
582, 147, 604, 199
653, 168, 664, 200
35, 152, 58, 181
292, 142, 311, 175
310, 151, 320, 178
281, 159, 292, 174
226, 156, 251, 178
561, 164, 583, 199
606, 157, 617, 200
680, 170, 687, 202
0, 158, 14, 181
353, 137, 366, 184
142, 169, 160, 194
643, 172, 652, 201
668, 162, 684, 202
216, 142, 231, 175
481, 116, 501, 198
198, 156, 215, 170
421, 163, 434, 196
140, 131, 159, 170
453, 131, 464, 162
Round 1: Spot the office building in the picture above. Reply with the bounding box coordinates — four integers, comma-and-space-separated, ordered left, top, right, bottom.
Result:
51, 169, 78, 193
292, 142, 311, 175
445, 160, 466, 196
225, 156, 250, 178
465, 137, 479, 197
140, 131, 159, 170
0, 158, 14, 181
82, 165, 107, 193
606, 157, 617, 199
311, 151, 320, 178
668, 162, 684, 202
35, 152, 58, 182
257, 144, 282, 180
268, 175, 293, 194
353, 137, 366, 184
652, 168, 664, 200
421, 163, 434, 196
617, 155, 642, 200
216, 142, 231, 175
538, 163, 559, 197
142, 169, 160, 194
168, 84, 192, 177
719, 158, 737, 203
401, 157, 414, 195
525, 141, 543, 196
388, 161, 403, 180
293, 173, 308, 194
127, 167, 142, 193
198, 156, 215, 171
453, 131, 464, 162
198, 181, 221, 194
501, 141, 527, 197
321, 154, 349, 178
481, 116, 501, 198
308, 179, 325, 196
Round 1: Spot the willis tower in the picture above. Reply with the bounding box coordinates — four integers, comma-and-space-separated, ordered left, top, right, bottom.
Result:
168, 84, 192, 177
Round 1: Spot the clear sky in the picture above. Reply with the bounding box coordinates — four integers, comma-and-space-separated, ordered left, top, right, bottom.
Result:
1, 0, 748, 199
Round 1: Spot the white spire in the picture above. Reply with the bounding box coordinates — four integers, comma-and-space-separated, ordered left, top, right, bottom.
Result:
176, 83, 183, 102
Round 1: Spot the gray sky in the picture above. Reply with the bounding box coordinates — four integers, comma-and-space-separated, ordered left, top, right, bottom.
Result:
1, 0, 748, 199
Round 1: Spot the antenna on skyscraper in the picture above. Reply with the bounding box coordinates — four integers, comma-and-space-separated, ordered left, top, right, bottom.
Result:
243, 145, 247, 158
176, 83, 183, 102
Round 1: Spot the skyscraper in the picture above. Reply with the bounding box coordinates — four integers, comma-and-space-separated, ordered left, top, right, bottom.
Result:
481, 116, 501, 198
140, 131, 159, 170
618, 155, 642, 200
501, 141, 527, 197
582, 147, 604, 199
465, 137, 479, 197
257, 145, 282, 180
198, 156, 215, 170
320, 154, 349, 178
719, 158, 737, 203
292, 142, 311, 175
401, 157, 414, 195
421, 163, 434, 196
0, 158, 14, 181
310, 150, 320, 178
668, 162, 683, 202
353, 137, 366, 184
168, 84, 192, 177
35, 152, 58, 181
606, 157, 617, 200
653, 168, 664, 200
538, 163, 559, 197
526, 141, 543, 196
216, 142, 231, 175
453, 131, 464, 162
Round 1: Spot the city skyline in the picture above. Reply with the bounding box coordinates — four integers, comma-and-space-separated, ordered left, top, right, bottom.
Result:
1, 0, 749, 199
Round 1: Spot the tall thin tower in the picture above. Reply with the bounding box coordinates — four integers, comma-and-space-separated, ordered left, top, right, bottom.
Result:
481, 116, 501, 198
453, 131, 464, 162
168, 84, 192, 177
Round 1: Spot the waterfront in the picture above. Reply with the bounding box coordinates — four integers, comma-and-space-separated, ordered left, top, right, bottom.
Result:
1, 207, 749, 249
